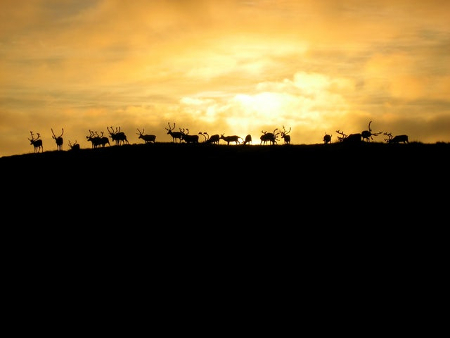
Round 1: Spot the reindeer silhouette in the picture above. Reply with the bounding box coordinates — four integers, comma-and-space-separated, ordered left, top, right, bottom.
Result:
136, 128, 156, 144
51, 128, 64, 151
165, 122, 184, 143
28, 131, 43, 153
361, 121, 382, 142
243, 134, 252, 145
280, 126, 291, 145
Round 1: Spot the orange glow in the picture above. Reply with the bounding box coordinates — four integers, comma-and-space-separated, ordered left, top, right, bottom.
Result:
1, 0, 450, 157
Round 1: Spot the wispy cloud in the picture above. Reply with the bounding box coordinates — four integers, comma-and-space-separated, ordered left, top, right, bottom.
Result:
1, 0, 449, 156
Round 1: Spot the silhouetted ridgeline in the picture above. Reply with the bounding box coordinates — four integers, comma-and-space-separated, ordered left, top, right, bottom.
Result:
2, 142, 447, 236
2, 141, 448, 178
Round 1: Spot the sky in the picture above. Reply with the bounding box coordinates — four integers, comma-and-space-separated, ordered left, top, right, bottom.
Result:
1, 0, 450, 156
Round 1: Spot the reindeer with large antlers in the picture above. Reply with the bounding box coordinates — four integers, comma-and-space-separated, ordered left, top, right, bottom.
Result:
336, 130, 361, 143
260, 128, 280, 145
107, 126, 129, 146
165, 122, 184, 143
280, 126, 291, 145
180, 129, 199, 144
51, 128, 64, 151
68, 140, 80, 151
136, 128, 156, 144
28, 131, 43, 153
361, 121, 382, 142
86, 130, 109, 148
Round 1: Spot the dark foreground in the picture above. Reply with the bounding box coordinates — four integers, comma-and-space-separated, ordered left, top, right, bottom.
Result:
2, 141, 448, 220
2, 142, 448, 257
2, 140, 448, 174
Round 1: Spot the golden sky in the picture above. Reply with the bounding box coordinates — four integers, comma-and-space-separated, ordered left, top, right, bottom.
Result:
1, 0, 450, 156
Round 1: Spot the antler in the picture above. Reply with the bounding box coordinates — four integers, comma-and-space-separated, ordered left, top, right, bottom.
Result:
165, 122, 175, 131
282, 126, 291, 135
368, 120, 372, 132
384, 132, 393, 142
137, 128, 143, 135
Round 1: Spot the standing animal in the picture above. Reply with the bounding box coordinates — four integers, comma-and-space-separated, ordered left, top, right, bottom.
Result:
220, 134, 243, 145
28, 131, 43, 153
181, 129, 199, 143
107, 126, 129, 145
165, 122, 184, 143
86, 130, 110, 148
260, 129, 280, 145
323, 133, 332, 144
51, 128, 64, 151
280, 126, 291, 144
136, 128, 156, 143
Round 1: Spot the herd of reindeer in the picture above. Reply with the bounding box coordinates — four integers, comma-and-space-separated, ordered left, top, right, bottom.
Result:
27, 121, 409, 153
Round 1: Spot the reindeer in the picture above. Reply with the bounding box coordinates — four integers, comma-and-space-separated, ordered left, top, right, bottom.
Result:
323, 133, 332, 144
208, 134, 220, 144
51, 128, 64, 151
361, 121, 382, 142
28, 131, 43, 153
336, 130, 361, 143
200, 132, 220, 144
165, 122, 184, 143
199, 132, 208, 142
335, 130, 347, 143
180, 129, 199, 144
136, 128, 156, 144
68, 140, 80, 151
384, 132, 409, 144
220, 134, 243, 145
280, 126, 291, 145
86, 130, 109, 148
260, 128, 280, 145
107, 126, 129, 146
243, 134, 252, 145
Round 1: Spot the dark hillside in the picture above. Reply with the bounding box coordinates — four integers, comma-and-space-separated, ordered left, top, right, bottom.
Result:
2, 141, 448, 176
2, 142, 447, 246
2, 142, 447, 216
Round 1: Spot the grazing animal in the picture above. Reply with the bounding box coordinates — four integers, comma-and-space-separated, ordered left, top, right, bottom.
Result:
323, 133, 332, 144
384, 132, 409, 144
336, 130, 361, 143
361, 121, 382, 142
